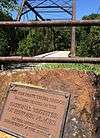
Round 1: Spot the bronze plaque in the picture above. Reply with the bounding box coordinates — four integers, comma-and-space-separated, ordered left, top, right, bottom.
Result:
0, 83, 70, 138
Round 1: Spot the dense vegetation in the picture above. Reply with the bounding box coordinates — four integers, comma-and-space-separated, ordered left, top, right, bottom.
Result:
0, 0, 17, 13
16, 27, 71, 56
76, 14, 100, 57
0, 1, 100, 57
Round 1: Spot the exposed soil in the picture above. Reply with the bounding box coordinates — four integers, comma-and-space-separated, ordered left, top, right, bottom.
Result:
0, 69, 98, 138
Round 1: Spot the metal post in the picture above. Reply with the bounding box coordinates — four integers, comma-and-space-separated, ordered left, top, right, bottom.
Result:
71, 0, 76, 57
16, 0, 26, 21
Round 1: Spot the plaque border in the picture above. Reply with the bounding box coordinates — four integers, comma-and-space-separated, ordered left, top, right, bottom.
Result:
0, 82, 71, 138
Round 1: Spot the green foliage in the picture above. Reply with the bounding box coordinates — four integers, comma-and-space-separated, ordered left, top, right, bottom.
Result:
17, 30, 43, 56
0, 11, 12, 20
76, 14, 100, 57
16, 13, 100, 58
16, 27, 71, 56
0, 11, 17, 56
39, 63, 100, 75
0, 0, 17, 13
54, 27, 71, 51
0, 29, 9, 56
82, 13, 100, 20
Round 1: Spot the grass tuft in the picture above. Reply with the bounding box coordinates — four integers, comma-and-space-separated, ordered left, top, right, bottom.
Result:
39, 63, 100, 75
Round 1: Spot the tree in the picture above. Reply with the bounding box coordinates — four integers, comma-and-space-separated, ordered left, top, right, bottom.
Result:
16, 13, 100, 57
76, 14, 100, 57
0, 0, 17, 13
0, 11, 18, 56
16, 27, 71, 56
54, 27, 71, 51
0, 29, 9, 56
17, 30, 44, 56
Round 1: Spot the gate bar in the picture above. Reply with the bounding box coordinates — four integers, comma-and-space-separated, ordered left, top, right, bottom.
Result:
0, 57, 100, 63
0, 20, 100, 27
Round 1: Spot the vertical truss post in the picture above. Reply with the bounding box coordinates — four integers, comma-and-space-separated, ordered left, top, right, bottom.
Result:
71, 0, 76, 57
16, 0, 26, 21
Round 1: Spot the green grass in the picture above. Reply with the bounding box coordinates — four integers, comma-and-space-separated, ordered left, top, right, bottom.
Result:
39, 63, 100, 75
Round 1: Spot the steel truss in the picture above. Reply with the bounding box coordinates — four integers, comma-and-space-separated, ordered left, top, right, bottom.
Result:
17, 0, 72, 21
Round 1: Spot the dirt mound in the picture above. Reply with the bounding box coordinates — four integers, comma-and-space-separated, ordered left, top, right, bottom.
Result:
0, 69, 96, 138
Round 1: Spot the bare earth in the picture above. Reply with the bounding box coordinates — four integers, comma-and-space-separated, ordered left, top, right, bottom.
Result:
0, 69, 96, 138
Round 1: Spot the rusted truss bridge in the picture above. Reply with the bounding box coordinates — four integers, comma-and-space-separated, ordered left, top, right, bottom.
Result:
17, 0, 72, 21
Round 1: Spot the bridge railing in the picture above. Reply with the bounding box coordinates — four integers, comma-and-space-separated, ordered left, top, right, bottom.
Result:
0, 20, 100, 63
